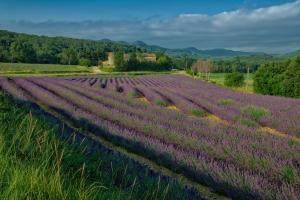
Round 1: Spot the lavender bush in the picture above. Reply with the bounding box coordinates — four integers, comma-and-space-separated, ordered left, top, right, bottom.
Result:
1, 75, 300, 199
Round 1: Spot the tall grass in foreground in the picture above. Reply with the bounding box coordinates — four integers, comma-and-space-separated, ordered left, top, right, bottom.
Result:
0, 92, 190, 200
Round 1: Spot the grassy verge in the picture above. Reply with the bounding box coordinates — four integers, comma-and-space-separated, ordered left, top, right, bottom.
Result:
0, 62, 175, 77
0, 62, 90, 72
0, 62, 94, 76
188, 73, 254, 93
0, 92, 194, 200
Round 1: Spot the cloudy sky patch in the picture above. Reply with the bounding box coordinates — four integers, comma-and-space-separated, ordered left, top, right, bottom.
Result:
0, 0, 299, 53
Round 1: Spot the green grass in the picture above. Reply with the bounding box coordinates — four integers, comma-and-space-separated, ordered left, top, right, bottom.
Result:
241, 105, 270, 121
0, 62, 92, 75
190, 109, 207, 117
0, 92, 193, 200
197, 73, 254, 93
155, 100, 169, 107
106, 71, 174, 76
128, 90, 142, 98
0, 62, 175, 77
218, 99, 234, 107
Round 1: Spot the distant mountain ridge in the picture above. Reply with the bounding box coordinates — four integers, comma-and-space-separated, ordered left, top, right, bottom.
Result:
1, 29, 299, 59
132, 41, 266, 58
280, 50, 300, 58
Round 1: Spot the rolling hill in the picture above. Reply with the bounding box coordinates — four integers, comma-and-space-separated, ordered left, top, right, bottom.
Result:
132, 40, 265, 58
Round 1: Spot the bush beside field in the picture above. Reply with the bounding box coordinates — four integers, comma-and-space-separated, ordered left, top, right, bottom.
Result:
224, 72, 245, 87
194, 72, 254, 93
254, 56, 300, 98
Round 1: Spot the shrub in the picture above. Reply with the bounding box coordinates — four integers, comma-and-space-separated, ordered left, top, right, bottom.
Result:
191, 109, 207, 117
241, 105, 270, 121
218, 99, 234, 107
114, 52, 125, 71
253, 62, 285, 95
241, 119, 258, 128
254, 56, 300, 98
280, 166, 298, 184
128, 90, 142, 98
116, 86, 124, 93
185, 68, 194, 76
98, 60, 103, 67
155, 100, 168, 107
79, 58, 92, 67
282, 57, 300, 98
224, 72, 245, 87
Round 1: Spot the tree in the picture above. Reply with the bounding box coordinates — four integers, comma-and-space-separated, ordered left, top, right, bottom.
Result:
253, 62, 285, 95
10, 41, 36, 63
36, 45, 59, 64
125, 53, 138, 71
191, 59, 214, 80
157, 54, 172, 70
0, 30, 143, 65
60, 48, 78, 65
114, 52, 125, 71
79, 58, 92, 67
282, 56, 300, 98
224, 72, 245, 87
98, 60, 103, 67
0, 46, 10, 62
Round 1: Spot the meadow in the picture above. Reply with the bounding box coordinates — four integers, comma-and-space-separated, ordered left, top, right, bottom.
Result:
197, 73, 254, 93
1, 75, 300, 199
0, 62, 176, 77
0, 62, 92, 76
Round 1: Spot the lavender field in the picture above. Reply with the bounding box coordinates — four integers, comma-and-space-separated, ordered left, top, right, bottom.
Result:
1, 75, 300, 199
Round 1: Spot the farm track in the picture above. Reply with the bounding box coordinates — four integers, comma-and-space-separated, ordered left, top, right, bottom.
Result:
1, 76, 300, 199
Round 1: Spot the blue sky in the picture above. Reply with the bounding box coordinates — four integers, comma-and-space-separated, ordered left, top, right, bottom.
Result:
0, 0, 299, 53
0, 0, 293, 21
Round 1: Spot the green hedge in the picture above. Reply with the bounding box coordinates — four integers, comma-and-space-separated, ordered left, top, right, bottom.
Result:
254, 56, 300, 98
224, 72, 245, 87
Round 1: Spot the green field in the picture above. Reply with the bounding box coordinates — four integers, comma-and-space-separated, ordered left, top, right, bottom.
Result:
0, 62, 176, 77
0, 62, 93, 76
198, 73, 254, 93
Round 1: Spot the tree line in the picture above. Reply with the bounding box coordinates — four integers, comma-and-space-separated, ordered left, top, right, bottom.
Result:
254, 56, 300, 98
0, 30, 196, 71
0, 30, 145, 66
113, 52, 174, 71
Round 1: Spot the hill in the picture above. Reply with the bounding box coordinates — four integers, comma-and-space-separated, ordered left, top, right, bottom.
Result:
0, 29, 283, 66
132, 40, 264, 58
280, 50, 300, 58
0, 30, 148, 65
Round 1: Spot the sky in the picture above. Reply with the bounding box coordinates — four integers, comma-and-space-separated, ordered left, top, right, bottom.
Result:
0, 0, 299, 53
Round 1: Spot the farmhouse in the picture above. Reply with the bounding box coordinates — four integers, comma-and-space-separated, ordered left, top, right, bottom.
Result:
103, 52, 157, 66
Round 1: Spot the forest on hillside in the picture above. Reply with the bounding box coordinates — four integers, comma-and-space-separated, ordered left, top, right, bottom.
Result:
1, 29, 299, 76
0, 30, 145, 66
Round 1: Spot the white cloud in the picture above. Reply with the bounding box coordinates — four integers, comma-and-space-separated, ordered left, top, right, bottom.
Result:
1, 1, 300, 53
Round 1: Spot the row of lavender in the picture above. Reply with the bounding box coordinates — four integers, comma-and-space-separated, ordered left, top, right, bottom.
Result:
1, 76, 300, 199
67, 75, 300, 136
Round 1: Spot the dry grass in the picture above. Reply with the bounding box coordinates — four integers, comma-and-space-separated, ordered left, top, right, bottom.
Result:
260, 127, 300, 143
167, 105, 180, 111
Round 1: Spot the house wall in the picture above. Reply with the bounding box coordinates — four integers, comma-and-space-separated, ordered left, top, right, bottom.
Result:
103, 52, 156, 66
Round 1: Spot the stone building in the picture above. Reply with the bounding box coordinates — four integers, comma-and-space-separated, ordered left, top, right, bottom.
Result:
103, 52, 156, 66
102, 52, 115, 66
